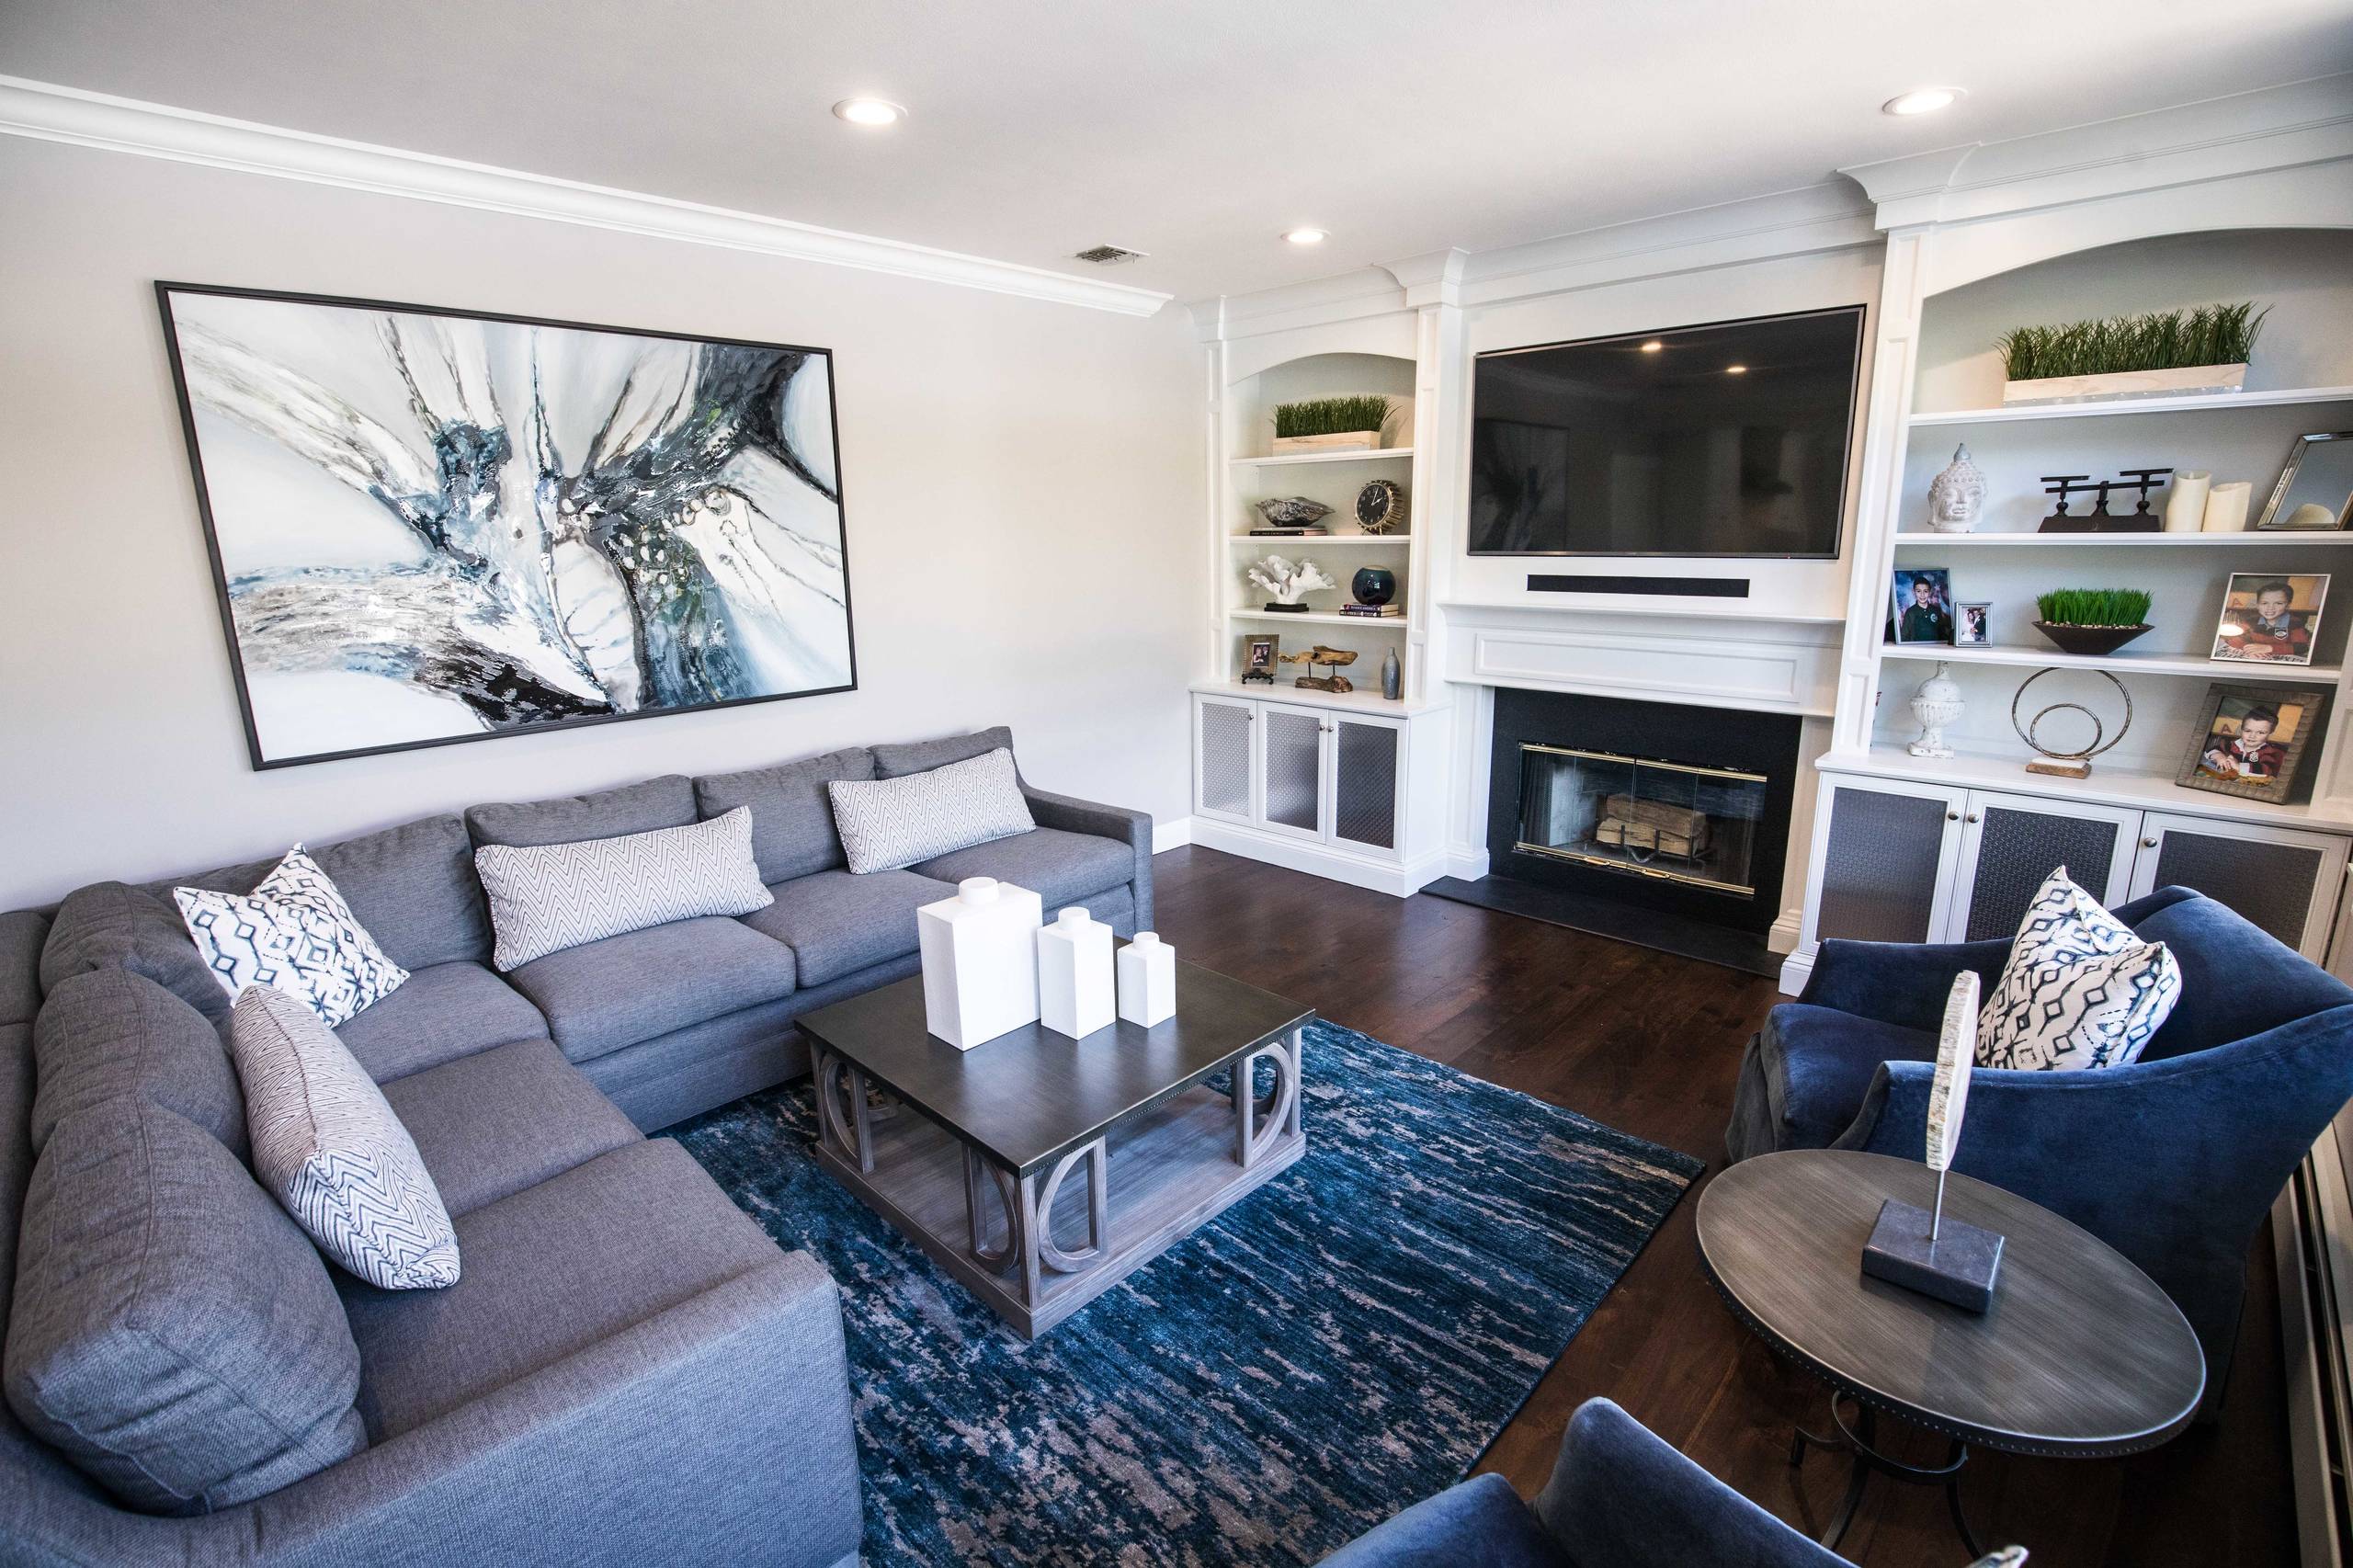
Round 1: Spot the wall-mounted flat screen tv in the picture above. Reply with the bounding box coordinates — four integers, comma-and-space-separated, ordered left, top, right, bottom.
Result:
1467, 305, 1865, 559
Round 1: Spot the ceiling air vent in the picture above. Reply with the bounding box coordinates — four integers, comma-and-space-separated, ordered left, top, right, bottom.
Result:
1072, 244, 1147, 266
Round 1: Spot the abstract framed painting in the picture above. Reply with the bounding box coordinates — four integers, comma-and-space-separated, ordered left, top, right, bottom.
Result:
156, 282, 857, 769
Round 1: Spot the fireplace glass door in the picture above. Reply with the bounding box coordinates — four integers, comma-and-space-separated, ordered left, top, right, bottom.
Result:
1515, 744, 1766, 898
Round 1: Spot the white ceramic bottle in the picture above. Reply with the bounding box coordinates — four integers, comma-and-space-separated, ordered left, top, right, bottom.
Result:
1116, 931, 1177, 1028
915, 878, 1042, 1050
1037, 906, 1116, 1038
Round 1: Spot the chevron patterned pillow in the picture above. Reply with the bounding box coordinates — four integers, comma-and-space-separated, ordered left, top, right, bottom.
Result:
175, 846, 409, 1027
828, 746, 1035, 875
230, 985, 459, 1290
473, 805, 774, 971
1976, 868, 2181, 1072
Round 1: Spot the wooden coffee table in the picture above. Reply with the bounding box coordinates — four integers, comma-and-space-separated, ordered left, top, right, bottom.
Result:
795, 961, 1314, 1338
1696, 1150, 2205, 1556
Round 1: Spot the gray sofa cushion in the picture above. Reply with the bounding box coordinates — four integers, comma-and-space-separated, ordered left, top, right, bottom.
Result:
466, 775, 698, 849
916, 826, 1137, 913
3, 1102, 367, 1514
743, 868, 956, 987
333, 960, 549, 1085
0, 911, 49, 1027
382, 1039, 641, 1216
40, 881, 230, 1018
506, 917, 798, 1063
695, 746, 877, 882
30, 969, 245, 1159
162, 814, 493, 972
339, 1138, 788, 1441
871, 724, 1015, 779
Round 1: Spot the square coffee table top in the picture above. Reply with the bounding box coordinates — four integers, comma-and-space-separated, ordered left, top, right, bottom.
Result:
796, 960, 1313, 1176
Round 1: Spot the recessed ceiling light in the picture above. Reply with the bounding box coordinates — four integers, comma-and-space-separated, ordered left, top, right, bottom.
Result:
1882, 86, 1963, 117
1283, 228, 1328, 246
832, 97, 905, 127
1725, 364, 1749, 375
1639, 341, 1664, 354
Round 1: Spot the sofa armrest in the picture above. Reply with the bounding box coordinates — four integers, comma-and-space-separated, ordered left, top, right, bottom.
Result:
1023, 786, 1154, 931
1797, 937, 2012, 1032
171, 1257, 860, 1568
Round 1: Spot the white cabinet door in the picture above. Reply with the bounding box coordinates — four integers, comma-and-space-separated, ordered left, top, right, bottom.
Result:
1327, 713, 1406, 861
1192, 694, 1257, 826
2127, 812, 2349, 962
1803, 776, 1970, 949
1944, 790, 2142, 944
1256, 702, 1330, 843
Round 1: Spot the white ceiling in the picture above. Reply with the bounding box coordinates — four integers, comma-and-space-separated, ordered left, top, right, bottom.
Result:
6, 0, 2348, 303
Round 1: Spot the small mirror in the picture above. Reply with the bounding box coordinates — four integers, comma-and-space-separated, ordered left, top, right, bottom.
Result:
2256, 431, 2353, 530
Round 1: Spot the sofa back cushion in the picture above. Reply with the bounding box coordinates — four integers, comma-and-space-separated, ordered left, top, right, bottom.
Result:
871, 725, 1016, 779
695, 746, 877, 882
467, 775, 698, 849
31, 969, 246, 1160
0, 912, 49, 1028
40, 882, 230, 1019
4, 1101, 367, 1514
2133, 892, 2353, 1061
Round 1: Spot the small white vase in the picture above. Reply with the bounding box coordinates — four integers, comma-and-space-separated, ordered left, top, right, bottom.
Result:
2203, 481, 2252, 533
1908, 664, 1964, 760
2164, 471, 2211, 533
1116, 932, 1177, 1028
1037, 906, 1116, 1039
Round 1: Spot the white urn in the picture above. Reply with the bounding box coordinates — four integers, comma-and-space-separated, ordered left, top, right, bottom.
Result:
1907, 663, 1964, 759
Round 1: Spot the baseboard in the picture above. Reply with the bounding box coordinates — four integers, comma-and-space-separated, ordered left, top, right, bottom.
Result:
1187, 819, 1426, 896
1768, 907, 1802, 957
1152, 816, 1195, 854
1445, 846, 1492, 881
1777, 946, 1814, 998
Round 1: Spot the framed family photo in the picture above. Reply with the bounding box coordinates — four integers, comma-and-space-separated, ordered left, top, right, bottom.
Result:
2177, 683, 2327, 803
2211, 572, 2328, 665
1890, 567, 1955, 645
1953, 601, 1992, 646
1240, 631, 1281, 683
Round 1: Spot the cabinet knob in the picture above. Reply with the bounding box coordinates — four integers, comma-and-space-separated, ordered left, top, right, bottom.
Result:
1965, 812, 1981, 824
1946, 811, 1960, 822
2143, 836, 2158, 848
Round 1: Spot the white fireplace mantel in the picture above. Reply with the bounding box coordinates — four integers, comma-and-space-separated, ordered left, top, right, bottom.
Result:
1436, 600, 1843, 719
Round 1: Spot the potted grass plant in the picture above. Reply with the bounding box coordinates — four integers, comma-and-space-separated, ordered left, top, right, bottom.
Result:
1997, 302, 2265, 405
1271, 395, 1393, 454
2033, 587, 2155, 656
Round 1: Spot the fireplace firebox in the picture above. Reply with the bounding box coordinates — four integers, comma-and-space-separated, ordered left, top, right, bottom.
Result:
1516, 745, 1766, 898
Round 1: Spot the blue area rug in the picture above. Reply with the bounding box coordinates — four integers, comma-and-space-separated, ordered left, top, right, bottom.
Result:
673, 1019, 1700, 1565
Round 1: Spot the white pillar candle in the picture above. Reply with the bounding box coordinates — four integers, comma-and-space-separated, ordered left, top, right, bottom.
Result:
1116, 932, 1178, 1028
2163, 471, 2211, 533
2203, 480, 2252, 533
915, 877, 1042, 1050
1037, 906, 1116, 1039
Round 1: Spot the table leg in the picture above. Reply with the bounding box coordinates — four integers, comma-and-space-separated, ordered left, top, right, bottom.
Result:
1232, 1032, 1302, 1170
1944, 1438, 1984, 1559
1789, 1392, 1976, 1558
811, 1047, 874, 1174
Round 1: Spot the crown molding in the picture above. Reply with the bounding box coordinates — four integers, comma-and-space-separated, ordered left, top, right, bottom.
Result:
1186, 267, 1408, 343
1380, 247, 1470, 309
0, 75, 1174, 318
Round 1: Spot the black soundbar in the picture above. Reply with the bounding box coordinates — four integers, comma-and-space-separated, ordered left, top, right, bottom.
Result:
1527, 574, 1750, 598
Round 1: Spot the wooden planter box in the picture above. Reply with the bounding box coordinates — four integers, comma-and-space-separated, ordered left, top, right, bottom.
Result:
1270, 430, 1382, 454
2001, 362, 2247, 406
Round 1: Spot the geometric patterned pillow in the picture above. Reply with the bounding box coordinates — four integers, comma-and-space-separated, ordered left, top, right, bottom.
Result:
472, 805, 774, 971
228, 984, 460, 1290
175, 846, 408, 1027
827, 746, 1035, 875
1976, 868, 2181, 1072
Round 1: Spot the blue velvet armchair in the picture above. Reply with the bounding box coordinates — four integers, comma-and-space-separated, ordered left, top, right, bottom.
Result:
1728, 887, 2353, 1409
1319, 1398, 1857, 1568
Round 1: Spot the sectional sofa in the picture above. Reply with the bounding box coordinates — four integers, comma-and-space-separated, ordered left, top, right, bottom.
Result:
0, 726, 1152, 1566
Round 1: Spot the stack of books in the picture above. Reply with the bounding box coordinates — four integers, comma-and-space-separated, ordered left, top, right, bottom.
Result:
1339, 603, 1404, 618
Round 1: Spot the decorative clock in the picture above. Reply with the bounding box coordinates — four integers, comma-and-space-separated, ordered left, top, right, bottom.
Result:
1354, 478, 1407, 536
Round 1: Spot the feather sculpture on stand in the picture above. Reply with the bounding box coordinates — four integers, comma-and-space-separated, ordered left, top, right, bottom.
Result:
1859, 967, 2006, 1311
1925, 969, 1980, 1241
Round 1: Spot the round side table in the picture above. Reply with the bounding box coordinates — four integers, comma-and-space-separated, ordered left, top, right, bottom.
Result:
1696, 1149, 2205, 1556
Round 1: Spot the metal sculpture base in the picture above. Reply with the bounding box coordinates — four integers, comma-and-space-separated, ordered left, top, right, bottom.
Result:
1790, 1394, 1983, 1558
2025, 757, 2092, 778
1859, 1198, 2004, 1312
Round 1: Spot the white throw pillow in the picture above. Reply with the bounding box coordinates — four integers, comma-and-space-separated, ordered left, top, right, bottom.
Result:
828, 747, 1035, 875
1976, 868, 2181, 1072
229, 985, 460, 1290
473, 805, 774, 971
176, 846, 409, 1027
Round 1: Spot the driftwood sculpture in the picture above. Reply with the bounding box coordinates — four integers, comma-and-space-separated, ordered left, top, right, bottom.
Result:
1278, 645, 1358, 693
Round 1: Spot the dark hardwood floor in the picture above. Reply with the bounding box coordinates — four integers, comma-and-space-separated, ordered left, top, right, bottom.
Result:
1150, 846, 2299, 1567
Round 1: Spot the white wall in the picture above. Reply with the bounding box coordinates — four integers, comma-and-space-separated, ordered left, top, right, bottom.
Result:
0, 140, 1203, 909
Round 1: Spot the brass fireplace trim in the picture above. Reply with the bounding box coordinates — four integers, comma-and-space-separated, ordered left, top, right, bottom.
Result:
1510, 838, 1757, 897
1517, 743, 1768, 786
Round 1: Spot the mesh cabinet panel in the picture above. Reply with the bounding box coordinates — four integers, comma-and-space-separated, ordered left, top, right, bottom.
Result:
1198, 702, 1252, 819
2150, 829, 2325, 949
1262, 709, 1324, 833
1961, 807, 2122, 942
1333, 721, 1399, 851
1816, 787, 1950, 945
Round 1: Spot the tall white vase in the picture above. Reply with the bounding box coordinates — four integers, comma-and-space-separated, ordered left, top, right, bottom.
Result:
1116, 932, 1178, 1028
916, 878, 1041, 1050
2164, 471, 2211, 533
1908, 664, 1964, 760
1037, 906, 1116, 1039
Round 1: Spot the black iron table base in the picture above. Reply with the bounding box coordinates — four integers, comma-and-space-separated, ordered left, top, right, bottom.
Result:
1789, 1393, 1980, 1557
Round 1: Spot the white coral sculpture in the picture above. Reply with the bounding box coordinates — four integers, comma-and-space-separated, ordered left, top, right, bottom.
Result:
1247, 555, 1338, 606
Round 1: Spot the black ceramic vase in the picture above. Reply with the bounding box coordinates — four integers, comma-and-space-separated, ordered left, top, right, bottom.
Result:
1351, 566, 1397, 608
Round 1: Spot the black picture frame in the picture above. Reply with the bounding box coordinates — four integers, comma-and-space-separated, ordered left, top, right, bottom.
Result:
156, 280, 858, 770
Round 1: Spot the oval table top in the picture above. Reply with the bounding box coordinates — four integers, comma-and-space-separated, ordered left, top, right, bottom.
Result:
1696, 1150, 2204, 1458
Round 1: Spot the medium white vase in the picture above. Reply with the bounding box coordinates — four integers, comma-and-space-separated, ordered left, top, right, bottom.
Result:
1908, 664, 1964, 759
1116, 932, 1178, 1028
916, 878, 1042, 1050
2163, 471, 2211, 533
1038, 906, 1116, 1039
